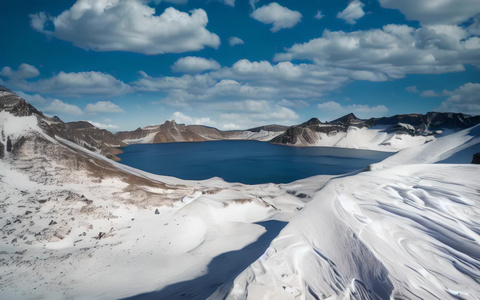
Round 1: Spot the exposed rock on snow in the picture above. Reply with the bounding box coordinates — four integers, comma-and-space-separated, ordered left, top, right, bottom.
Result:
473, 152, 480, 164
272, 112, 480, 151
116, 120, 287, 144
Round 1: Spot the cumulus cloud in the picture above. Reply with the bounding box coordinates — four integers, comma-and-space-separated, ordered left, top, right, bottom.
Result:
210, 100, 270, 112
278, 99, 309, 108
223, 0, 235, 7
314, 11, 324, 20
405, 86, 419, 93
250, 2, 302, 32
337, 0, 365, 25
14, 91, 47, 104
229, 36, 245, 47
30, 0, 220, 54
14, 71, 133, 97
43, 99, 83, 115
437, 83, 480, 115
1, 64, 40, 80
275, 24, 480, 80
134, 60, 350, 107
87, 121, 119, 129
468, 17, 480, 36
171, 57, 221, 73
85, 101, 124, 114
420, 89, 451, 97
222, 123, 241, 130
317, 101, 388, 119
170, 111, 216, 126
378, 0, 480, 25
219, 105, 299, 128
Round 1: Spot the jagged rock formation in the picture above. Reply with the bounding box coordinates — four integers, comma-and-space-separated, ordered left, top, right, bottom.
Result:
0, 88, 125, 161
272, 112, 480, 149
115, 121, 286, 144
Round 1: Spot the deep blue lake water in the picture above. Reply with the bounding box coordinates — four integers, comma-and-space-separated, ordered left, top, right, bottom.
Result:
118, 141, 394, 184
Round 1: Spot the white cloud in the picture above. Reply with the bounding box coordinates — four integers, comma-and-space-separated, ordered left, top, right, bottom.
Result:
378, 0, 480, 25
420, 90, 451, 97
317, 101, 388, 119
468, 17, 480, 36
14, 71, 133, 97
229, 36, 245, 47
85, 101, 124, 114
314, 10, 324, 20
86, 121, 119, 129
30, 0, 220, 55
219, 105, 299, 128
405, 86, 419, 93
275, 24, 480, 80
250, 2, 302, 32
278, 99, 309, 108
437, 83, 480, 115
222, 123, 241, 130
1, 64, 40, 80
14, 91, 47, 104
211, 99, 270, 112
337, 0, 365, 25
170, 111, 216, 126
223, 0, 235, 7
171, 57, 221, 74
43, 99, 83, 115
134, 60, 350, 107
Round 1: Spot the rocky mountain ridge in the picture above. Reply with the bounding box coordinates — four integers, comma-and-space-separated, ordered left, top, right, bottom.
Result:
2, 88, 480, 157
271, 112, 480, 147
0, 88, 126, 160
115, 120, 287, 144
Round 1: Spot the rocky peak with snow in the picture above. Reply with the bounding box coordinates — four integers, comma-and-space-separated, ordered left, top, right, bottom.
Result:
0, 87, 43, 117
0, 89, 126, 160
272, 112, 480, 148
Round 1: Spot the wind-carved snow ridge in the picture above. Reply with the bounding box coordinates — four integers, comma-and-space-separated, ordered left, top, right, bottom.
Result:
221, 164, 480, 299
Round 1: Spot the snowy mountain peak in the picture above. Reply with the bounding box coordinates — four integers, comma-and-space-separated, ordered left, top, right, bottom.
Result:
301, 117, 322, 126
0, 87, 43, 117
330, 113, 362, 126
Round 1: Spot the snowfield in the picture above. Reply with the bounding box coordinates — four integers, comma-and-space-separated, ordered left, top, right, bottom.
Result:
0, 100, 479, 299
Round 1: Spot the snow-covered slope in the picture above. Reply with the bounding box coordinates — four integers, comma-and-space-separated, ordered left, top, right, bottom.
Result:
0, 90, 310, 299
221, 163, 480, 299
272, 112, 480, 152
1, 89, 479, 299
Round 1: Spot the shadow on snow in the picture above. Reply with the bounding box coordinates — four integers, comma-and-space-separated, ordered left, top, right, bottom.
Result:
124, 220, 287, 300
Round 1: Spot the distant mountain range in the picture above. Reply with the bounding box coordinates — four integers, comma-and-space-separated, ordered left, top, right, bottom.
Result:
2, 87, 480, 160
114, 120, 287, 144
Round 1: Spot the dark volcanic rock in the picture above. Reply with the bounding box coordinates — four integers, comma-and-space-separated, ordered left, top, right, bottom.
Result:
0, 141, 3, 158
473, 153, 480, 164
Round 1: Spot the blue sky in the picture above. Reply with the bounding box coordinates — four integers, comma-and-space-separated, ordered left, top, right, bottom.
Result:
1, 0, 479, 131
